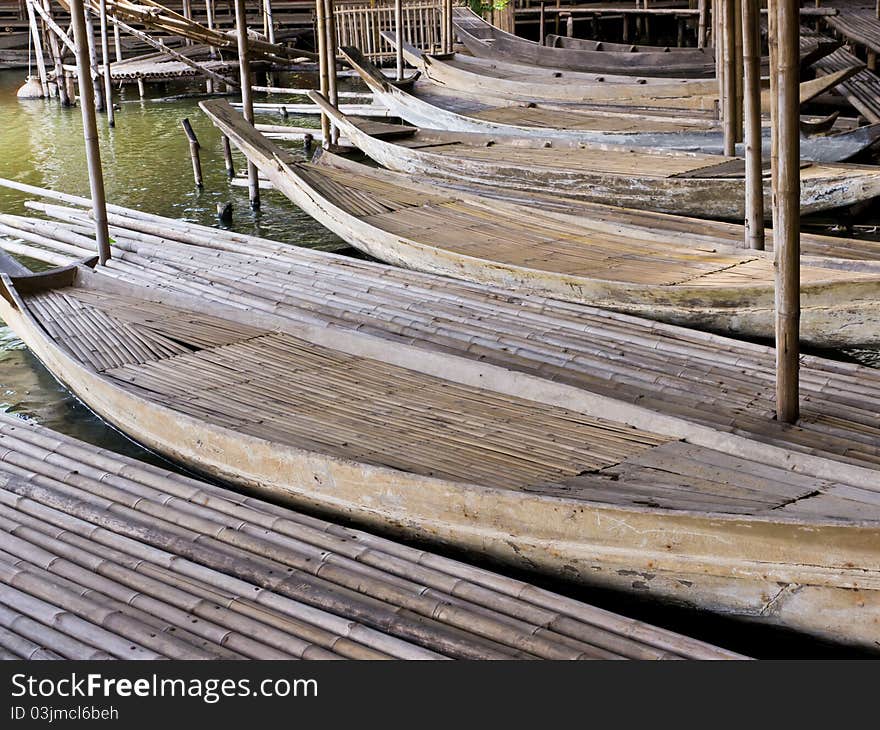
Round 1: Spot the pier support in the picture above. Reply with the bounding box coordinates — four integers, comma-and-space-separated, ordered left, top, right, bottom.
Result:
98, 0, 115, 127
324, 0, 340, 146
24, 0, 49, 97
721, 0, 737, 155
395, 0, 403, 81
742, 0, 764, 249
181, 118, 204, 188
41, 0, 70, 106
68, 0, 111, 265
84, 9, 105, 113
771, 0, 800, 423
315, 0, 331, 146
233, 0, 260, 210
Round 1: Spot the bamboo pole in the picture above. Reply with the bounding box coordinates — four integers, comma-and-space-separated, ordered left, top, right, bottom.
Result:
394, 0, 403, 81
734, 0, 743, 142
68, 0, 111, 265
112, 18, 121, 62
41, 0, 70, 106
264, 0, 275, 44
233, 0, 259, 210
315, 0, 330, 146
540, 2, 546, 44
773, 0, 800, 424
181, 118, 203, 188
324, 0, 339, 146
222, 135, 235, 178
742, 0, 763, 250
697, 0, 707, 47
24, 0, 49, 97
83, 9, 105, 112
721, 0, 736, 155
446, 0, 453, 54
98, 0, 114, 127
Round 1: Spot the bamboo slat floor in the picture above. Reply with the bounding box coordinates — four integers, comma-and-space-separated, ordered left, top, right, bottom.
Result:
0, 414, 747, 659
812, 45, 880, 123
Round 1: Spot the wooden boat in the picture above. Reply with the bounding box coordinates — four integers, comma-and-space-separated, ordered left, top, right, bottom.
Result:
453, 7, 717, 77
1, 258, 879, 649
310, 93, 880, 221
452, 7, 836, 77
344, 47, 880, 162
203, 99, 880, 348
390, 32, 856, 110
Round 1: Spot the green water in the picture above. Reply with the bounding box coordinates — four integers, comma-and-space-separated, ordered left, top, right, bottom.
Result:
0, 68, 341, 456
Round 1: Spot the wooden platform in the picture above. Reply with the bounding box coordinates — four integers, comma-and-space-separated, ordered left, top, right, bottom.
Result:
1, 414, 744, 659
817, 14, 880, 122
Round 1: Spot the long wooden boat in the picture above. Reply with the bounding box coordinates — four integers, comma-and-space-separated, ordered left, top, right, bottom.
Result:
344, 47, 880, 162
452, 7, 836, 77
453, 7, 716, 76
1, 259, 878, 649
310, 93, 880, 221
203, 99, 880, 348
392, 32, 856, 109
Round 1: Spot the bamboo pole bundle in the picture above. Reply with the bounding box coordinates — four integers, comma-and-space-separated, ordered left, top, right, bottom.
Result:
741, 0, 763, 250
233, 0, 259, 210
0, 602, 112, 659
772, 0, 800, 423
0, 414, 742, 659
68, 0, 111, 265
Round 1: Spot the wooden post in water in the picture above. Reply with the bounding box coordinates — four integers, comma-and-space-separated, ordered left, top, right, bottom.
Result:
721, 0, 736, 155
181, 118, 204, 188
394, 0, 404, 81
24, 0, 49, 97
84, 9, 105, 112
773, 0, 800, 423
68, 0, 111, 264
315, 0, 330, 146
233, 0, 259, 210
742, 0, 763, 249
324, 0, 339, 145
98, 0, 115, 127
41, 0, 69, 105
222, 135, 235, 178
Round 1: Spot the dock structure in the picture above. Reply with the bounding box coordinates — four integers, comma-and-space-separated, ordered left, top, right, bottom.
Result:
0, 413, 744, 660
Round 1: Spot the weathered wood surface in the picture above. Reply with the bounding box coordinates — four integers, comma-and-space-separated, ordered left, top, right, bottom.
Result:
344, 47, 880, 162
310, 92, 880, 221
200, 99, 880, 349
1, 414, 745, 659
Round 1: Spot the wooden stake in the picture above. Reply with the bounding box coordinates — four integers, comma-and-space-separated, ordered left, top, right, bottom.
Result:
324, 0, 339, 146
233, 0, 259, 210
721, 0, 736, 156
24, 0, 49, 97
773, 0, 800, 424
394, 0, 403, 81
222, 135, 235, 179
68, 0, 111, 265
98, 0, 114, 127
742, 0, 764, 250
181, 118, 203, 188
315, 0, 330, 146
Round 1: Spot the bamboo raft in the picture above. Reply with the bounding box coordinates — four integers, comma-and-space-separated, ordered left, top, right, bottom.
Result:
452, 7, 718, 77
310, 93, 880, 221
203, 99, 880, 348
1, 256, 880, 649
0, 414, 747, 660
344, 47, 880, 162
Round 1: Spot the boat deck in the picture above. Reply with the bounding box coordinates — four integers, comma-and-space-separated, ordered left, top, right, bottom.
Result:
6, 271, 880, 523
0, 415, 743, 659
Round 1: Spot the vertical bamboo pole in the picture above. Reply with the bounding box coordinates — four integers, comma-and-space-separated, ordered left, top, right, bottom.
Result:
84, 9, 105, 112
182, 0, 192, 45
222, 135, 235, 178
315, 0, 330, 146
25, 0, 49, 97
773, 0, 800, 423
98, 0, 114, 127
68, 0, 111, 264
233, 0, 259, 210
394, 0, 403, 80
324, 0, 339, 145
721, 0, 736, 155
539, 2, 546, 45
733, 0, 743, 142
264, 0, 275, 44
113, 21, 122, 62
181, 118, 203, 188
41, 0, 69, 105
697, 0, 707, 47
446, 0, 453, 54
742, 0, 764, 250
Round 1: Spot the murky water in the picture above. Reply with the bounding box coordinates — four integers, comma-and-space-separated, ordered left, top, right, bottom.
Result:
0, 68, 877, 657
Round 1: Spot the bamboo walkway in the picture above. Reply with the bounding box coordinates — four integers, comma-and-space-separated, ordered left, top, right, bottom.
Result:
1, 191, 879, 480
0, 413, 744, 660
